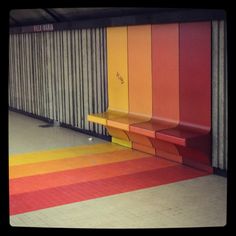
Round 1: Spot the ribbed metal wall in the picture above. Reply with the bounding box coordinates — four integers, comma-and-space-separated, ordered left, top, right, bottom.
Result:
212, 20, 228, 171
9, 28, 108, 136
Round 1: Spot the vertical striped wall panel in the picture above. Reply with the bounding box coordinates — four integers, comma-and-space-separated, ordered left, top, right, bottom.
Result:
212, 20, 228, 170
9, 28, 108, 136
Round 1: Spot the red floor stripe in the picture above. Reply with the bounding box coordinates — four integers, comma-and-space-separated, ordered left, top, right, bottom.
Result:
10, 165, 208, 215
10, 157, 178, 195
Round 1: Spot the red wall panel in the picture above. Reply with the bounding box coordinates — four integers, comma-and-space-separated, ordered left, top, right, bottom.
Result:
152, 23, 179, 123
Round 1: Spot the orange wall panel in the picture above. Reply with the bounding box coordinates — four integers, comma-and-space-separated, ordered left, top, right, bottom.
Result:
128, 25, 152, 117
152, 24, 179, 123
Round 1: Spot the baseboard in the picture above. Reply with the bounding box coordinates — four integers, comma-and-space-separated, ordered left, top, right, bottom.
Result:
213, 167, 227, 177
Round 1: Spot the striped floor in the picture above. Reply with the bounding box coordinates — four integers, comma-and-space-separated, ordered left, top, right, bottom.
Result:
9, 142, 209, 216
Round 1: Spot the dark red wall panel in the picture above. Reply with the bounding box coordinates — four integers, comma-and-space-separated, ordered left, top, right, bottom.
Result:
179, 22, 211, 130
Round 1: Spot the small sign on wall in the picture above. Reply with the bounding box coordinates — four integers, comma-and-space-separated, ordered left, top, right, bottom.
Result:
33, 24, 54, 32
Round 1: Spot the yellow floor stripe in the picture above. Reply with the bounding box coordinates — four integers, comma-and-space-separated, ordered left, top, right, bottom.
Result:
9, 149, 151, 179
9, 143, 127, 166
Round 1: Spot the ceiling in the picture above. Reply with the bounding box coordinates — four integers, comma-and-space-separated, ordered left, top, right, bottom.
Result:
10, 8, 177, 27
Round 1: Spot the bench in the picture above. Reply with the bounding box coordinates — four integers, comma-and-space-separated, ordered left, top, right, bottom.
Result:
88, 22, 212, 173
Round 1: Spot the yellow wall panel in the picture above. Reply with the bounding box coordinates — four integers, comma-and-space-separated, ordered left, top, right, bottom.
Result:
107, 27, 129, 112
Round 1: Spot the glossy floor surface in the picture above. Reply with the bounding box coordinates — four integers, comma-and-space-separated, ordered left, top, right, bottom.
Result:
9, 111, 227, 228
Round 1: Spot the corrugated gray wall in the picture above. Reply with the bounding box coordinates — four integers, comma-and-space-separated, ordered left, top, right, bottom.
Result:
212, 20, 228, 171
9, 28, 108, 136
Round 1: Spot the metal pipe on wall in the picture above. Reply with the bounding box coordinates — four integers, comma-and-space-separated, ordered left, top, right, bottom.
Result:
212, 20, 228, 171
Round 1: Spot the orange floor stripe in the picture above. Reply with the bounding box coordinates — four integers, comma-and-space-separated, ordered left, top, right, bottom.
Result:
10, 157, 178, 195
9, 149, 151, 179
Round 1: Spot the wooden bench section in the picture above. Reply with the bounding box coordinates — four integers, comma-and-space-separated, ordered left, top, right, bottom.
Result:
88, 25, 153, 147
128, 23, 179, 155
106, 25, 153, 148
88, 22, 212, 173
87, 26, 130, 146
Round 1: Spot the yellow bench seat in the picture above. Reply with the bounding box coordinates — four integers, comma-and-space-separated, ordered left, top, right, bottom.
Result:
88, 111, 150, 131
87, 110, 126, 126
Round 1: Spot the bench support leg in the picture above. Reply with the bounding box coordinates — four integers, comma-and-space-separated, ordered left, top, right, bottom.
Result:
112, 137, 132, 148
152, 139, 212, 173
106, 127, 132, 148
132, 143, 156, 155
126, 132, 156, 155
179, 146, 213, 173
152, 139, 183, 163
